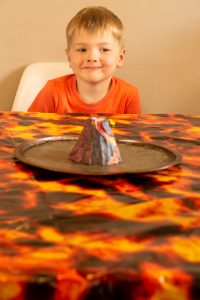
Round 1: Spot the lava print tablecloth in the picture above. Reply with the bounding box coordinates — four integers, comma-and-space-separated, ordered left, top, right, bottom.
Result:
0, 112, 199, 300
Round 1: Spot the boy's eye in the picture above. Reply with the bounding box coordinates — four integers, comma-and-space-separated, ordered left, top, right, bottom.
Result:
100, 48, 110, 53
77, 48, 86, 52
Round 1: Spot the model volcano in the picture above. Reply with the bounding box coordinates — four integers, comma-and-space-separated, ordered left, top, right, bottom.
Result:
69, 116, 121, 165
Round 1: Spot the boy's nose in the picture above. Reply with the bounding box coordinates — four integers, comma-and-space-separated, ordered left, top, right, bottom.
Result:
87, 58, 97, 62
86, 49, 99, 62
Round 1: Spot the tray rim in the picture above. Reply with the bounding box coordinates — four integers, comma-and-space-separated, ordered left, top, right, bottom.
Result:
14, 135, 181, 175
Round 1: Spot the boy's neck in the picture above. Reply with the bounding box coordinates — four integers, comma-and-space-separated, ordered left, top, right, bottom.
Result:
76, 78, 112, 104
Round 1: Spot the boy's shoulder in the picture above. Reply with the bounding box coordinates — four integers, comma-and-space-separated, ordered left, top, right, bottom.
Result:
113, 76, 138, 91
48, 74, 75, 84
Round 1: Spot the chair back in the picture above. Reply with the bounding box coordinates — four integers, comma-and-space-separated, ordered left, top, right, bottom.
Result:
12, 62, 72, 111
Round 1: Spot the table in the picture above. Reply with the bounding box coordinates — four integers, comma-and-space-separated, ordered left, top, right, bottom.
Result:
0, 112, 200, 300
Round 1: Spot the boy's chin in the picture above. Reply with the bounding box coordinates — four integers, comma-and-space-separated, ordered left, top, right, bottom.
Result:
81, 76, 108, 84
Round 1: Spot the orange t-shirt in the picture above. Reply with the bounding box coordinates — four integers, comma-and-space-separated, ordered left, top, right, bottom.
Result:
28, 74, 140, 114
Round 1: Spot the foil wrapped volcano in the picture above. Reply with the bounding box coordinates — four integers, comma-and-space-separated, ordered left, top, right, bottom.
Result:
69, 116, 121, 165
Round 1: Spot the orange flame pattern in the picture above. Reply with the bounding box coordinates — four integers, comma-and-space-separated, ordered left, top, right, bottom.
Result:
0, 112, 199, 299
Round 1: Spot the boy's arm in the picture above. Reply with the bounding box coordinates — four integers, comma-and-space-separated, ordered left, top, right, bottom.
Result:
125, 88, 141, 114
28, 81, 55, 113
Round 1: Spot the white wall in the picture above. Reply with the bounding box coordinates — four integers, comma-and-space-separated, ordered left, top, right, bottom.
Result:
0, 0, 200, 113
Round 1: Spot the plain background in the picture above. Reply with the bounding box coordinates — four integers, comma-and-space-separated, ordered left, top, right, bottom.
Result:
0, 0, 200, 113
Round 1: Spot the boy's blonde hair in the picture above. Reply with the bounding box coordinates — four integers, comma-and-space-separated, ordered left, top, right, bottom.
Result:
66, 6, 124, 49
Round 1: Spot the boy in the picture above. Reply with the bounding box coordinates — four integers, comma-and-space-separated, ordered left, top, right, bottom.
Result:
28, 6, 141, 114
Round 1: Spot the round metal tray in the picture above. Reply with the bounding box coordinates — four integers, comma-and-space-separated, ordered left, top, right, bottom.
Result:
14, 136, 181, 175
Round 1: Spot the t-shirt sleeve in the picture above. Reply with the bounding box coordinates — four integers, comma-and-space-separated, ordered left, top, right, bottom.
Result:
28, 81, 55, 112
125, 87, 141, 114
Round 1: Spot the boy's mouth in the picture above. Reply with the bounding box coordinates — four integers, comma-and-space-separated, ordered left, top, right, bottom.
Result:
83, 66, 102, 69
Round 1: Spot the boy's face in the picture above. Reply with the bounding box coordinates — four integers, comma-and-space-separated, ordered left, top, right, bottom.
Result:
66, 29, 125, 85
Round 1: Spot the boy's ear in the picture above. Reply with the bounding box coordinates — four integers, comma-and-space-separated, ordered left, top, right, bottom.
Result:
117, 48, 126, 68
65, 49, 71, 66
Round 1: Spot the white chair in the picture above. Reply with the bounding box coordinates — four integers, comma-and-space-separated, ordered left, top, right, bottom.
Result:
11, 62, 72, 112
